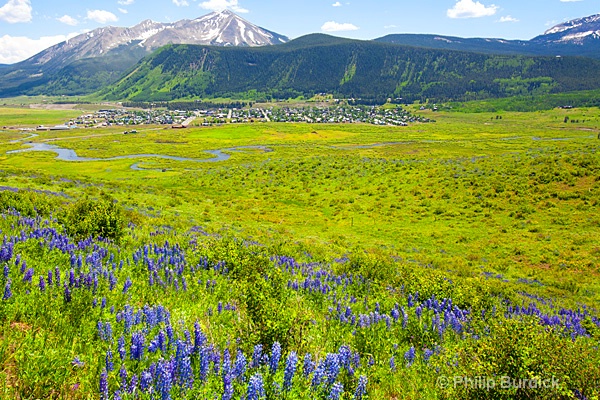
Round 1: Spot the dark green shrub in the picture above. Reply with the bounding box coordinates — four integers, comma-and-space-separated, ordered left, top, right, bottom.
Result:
62, 194, 125, 242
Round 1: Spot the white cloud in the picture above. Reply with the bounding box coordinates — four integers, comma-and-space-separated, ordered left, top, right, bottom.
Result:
0, 0, 32, 23
118, 0, 134, 4
118, 8, 128, 14
447, 0, 498, 19
560, 0, 582, 2
0, 32, 80, 64
200, 0, 248, 13
332, 2, 342, 6
86, 10, 118, 24
173, 0, 189, 6
499, 15, 518, 23
384, 24, 397, 29
321, 21, 359, 32
57, 14, 78, 26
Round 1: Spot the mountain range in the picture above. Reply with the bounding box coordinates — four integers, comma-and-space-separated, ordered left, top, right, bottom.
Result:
376, 14, 600, 59
1, 11, 600, 102
0, 10, 288, 97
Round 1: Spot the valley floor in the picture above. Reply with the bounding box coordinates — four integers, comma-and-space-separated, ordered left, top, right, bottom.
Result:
0, 106, 599, 399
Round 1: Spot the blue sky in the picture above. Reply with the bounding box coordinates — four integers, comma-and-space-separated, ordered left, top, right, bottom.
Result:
0, 0, 598, 63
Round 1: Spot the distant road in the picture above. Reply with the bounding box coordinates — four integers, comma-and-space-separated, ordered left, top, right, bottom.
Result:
182, 116, 197, 127
261, 108, 270, 122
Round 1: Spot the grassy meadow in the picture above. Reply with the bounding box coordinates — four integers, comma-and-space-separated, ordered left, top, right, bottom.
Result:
0, 105, 599, 399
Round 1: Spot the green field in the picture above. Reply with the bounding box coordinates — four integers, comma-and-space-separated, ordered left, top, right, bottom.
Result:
0, 107, 599, 399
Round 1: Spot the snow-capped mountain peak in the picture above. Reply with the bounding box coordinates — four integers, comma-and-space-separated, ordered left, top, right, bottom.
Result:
22, 10, 288, 68
536, 14, 600, 44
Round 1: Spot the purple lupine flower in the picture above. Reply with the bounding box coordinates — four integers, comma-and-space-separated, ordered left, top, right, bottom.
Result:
303, 353, 315, 377
251, 344, 263, 368
63, 284, 71, 303
283, 351, 298, 391
130, 331, 145, 361
175, 340, 194, 389
269, 342, 282, 374
354, 375, 367, 399
106, 349, 114, 372
109, 271, 117, 291
389, 356, 396, 371
193, 321, 206, 356
47, 270, 53, 286
311, 362, 325, 388
416, 306, 423, 318
222, 349, 231, 378
104, 322, 113, 342
199, 346, 210, 382
97, 321, 104, 340
55, 267, 61, 286
140, 370, 153, 393
212, 347, 222, 375
404, 347, 415, 367
122, 277, 132, 294
118, 336, 127, 360
157, 360, 172, 400
233, 350, 247, 381
71, 356, 84, 368
65, 268, 74, 287
119, 364, 128, 390
3, 279, 12, 301
329, 382, 343, 400
128, 374, 138, 394
157, 330, 167, 353
23, 268, 34, 283
423, 349, 434, 363
99, 369, 109, 400
338, 345, 352, 371
324, 354, 341, 385
222, 371, 233, 400
3, 265, 9, 278
246, 373, 265, 400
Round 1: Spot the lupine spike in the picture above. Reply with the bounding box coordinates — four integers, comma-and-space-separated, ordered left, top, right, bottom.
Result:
283, 351, 298, 391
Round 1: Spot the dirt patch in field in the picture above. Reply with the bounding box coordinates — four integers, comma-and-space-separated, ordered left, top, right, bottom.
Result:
9, 322, 31, 332
29, 104, 78, 111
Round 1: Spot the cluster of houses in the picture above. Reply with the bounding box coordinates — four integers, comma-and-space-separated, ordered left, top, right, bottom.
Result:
28, 105, 431, 131
65, 109, 196, 128
263, 105, 432, 125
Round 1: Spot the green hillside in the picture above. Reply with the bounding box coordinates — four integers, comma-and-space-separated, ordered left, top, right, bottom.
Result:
101, 35, 600, 103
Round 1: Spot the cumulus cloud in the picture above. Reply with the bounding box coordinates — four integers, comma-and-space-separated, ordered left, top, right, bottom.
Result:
499, 15, 518, 23
173, 0, 189, 6
447, 0, 498, 19
118, 8, 128, 14
86, 10, 118, 24
0, 32, 81, 64
332, 2, 342, 6
200, 0, 248, 13
0, 0, 32, 23
118, 0, 134, 4
321, 21, 359, 32
57, 15, 78, 26
560, 0, 582, 2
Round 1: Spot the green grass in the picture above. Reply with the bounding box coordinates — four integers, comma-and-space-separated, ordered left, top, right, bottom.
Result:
0, 107, 599, 399
0, 107, 83, 127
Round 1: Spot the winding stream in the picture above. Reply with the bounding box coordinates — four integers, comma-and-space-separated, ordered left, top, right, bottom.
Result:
7, 142, 272, 170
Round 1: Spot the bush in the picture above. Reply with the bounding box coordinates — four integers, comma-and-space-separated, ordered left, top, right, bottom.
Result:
62, 194, 126, 242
